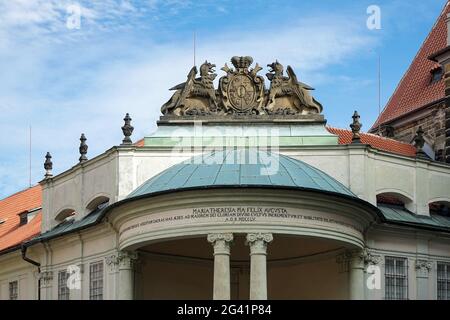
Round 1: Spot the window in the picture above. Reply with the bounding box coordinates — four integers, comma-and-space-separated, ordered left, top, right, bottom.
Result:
9, 281, 18, 300
384, 125, 395, 138
18, 212, 28, 226
431, 67, 443, 84
437, 262, 450, 300
430, 203, 450, 217
55, 209, 76, 223
89, 261, 103, 300
58, 270, 70, 300
385, 257, 408, 300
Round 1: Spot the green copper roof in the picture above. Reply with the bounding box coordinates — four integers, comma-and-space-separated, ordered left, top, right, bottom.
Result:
127, 149, 356, 199
24, 205, 106, 247
379, 205, 450, 231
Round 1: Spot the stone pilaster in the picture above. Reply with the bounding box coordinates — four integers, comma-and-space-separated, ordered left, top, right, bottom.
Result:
337, 249, 379, 300
416, 259, 432, 300
38, 271, 54, 286
207, 233, 233, 300
363, 250, 382, 299
38, 271, 54, 300
246, 233, 273, 300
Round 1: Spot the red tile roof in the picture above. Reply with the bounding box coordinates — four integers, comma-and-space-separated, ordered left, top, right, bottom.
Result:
134, 138, 144, 147
327, 127, 417, 157
371, 1, 449, 130
0, 185, 42, 253
132, 129, 417, 157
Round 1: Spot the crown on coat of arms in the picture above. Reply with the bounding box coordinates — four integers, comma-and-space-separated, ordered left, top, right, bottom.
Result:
231, 56, 253, 69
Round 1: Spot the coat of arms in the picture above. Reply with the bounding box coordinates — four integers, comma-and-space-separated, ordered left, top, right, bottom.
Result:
160, 55, 323, 119
218, 56, 265, 114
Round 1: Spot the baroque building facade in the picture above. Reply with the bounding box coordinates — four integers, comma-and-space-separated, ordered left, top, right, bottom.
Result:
0, 54, 450, 300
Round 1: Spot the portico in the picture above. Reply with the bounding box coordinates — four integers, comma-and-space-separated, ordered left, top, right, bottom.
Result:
117, 233, 367, 300
205, 232, 273, 300
104, 149, 379, 300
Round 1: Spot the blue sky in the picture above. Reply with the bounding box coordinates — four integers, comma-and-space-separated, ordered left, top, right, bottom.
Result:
0, 0, 447, 198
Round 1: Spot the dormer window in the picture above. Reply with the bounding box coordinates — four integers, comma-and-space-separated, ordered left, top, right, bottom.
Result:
430, 203, 450, 217
18, 212, 28, 226
55, 209, 76, 224
376, 194, 406, 207
18, 207, 41, 226
430, 67, 443, 84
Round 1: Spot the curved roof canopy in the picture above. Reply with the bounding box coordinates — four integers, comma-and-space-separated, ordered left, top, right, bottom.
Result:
127, 149, 356, 199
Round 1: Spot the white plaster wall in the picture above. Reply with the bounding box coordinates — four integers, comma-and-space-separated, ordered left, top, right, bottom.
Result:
41, 152, 118, 232
0, 253, 37, 300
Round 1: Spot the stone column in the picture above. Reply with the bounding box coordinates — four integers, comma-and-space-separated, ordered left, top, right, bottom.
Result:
348, 250, 365, 300
106, 251, 138, 300
207, 233, 233, 300
118, 251, 138, 300
246, 233, 273, 300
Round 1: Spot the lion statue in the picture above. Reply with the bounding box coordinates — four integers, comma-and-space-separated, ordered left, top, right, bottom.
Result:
161, 61, 218, 116
265, 61, 323, 115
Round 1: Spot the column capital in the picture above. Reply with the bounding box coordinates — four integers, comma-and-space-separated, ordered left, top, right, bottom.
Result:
246, 233, 273, 255
337, 249, 381, 267
208, 233, 233, 255
415, 259, 432, 278
363, 250, 382, 266
207, 233, 233, 243
106, 251, 138, 272
37, 271, 54, 287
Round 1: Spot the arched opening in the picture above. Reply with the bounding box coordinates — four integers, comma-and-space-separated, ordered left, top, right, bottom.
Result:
134, 234, 350, 300
376, 192, 414, 211
429, 201, 450, 217
267, 235, 350, 299
86, 196, 109, 212
55, 208, 76, 223
136, 237, 213, 300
